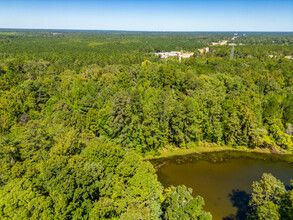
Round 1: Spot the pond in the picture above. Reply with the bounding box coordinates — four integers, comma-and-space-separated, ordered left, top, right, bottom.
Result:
152, 151, 293, 220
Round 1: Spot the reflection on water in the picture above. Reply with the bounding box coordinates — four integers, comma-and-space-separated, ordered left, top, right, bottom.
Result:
155, 152, 293, 220
223, 190, 251, 220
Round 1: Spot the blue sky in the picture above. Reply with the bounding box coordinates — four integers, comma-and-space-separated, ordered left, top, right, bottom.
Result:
0, 0, 292, 31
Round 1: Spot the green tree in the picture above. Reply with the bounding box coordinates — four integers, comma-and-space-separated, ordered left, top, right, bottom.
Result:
248, 173, 288, 220
161, 185, 212, 220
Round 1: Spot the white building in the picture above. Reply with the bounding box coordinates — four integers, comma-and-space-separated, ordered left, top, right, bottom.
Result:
212, 40, 227, 46
155, 51, 194, 60
198, 47, 209, 54
219, 40, 228, 45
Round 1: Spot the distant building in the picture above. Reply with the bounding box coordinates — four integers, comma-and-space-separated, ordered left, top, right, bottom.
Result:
52, 33, 63, 36
219, 40, 228, 45
155, 51, 194, 60
198, 47, 209, 54
180, 52, 194, 58
155, 52, 180, 58
170, 51, 181, 55
212, 40, 227, 46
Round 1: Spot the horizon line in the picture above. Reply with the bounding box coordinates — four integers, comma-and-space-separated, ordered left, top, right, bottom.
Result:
0, 28, 293, 33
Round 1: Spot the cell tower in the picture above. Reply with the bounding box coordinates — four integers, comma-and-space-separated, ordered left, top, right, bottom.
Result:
230, 34, 235, 60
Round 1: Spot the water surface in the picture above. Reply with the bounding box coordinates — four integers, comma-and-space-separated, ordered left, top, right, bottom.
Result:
155, 151, 293, 220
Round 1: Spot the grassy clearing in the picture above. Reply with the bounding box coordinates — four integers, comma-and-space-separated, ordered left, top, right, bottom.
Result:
88, 39, 140, 47
144, 142, 291, 161
88, 41, 108, 47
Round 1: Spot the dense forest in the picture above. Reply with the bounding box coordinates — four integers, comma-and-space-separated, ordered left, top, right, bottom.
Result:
0, 30, 293, 219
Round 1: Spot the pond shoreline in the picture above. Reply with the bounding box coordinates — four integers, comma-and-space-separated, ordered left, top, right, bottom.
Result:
145, 146, 293, 168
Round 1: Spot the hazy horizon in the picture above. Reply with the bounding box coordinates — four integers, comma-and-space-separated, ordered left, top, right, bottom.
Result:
1, 28, 293, 33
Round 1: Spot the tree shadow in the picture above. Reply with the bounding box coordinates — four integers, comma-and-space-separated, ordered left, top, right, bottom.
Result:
223, 189, 251, 220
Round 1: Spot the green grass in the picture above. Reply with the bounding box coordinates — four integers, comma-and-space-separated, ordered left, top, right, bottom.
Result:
144, 142, 292, 160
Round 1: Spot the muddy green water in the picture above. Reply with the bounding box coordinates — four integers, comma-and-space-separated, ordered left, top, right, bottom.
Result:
154, 151, 293, 220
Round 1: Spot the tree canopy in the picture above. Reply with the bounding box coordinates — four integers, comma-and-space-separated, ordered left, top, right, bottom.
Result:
0, 30, 293, 219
